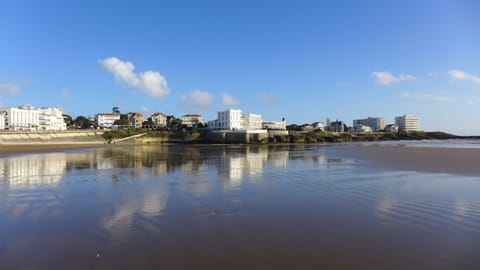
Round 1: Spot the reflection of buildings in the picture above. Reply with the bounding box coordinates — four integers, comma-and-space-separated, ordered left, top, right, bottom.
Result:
0, 153, 67, 188
216, 147, 289, 186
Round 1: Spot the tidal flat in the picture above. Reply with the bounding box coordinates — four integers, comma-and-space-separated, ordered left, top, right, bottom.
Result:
1, 144, 479, 269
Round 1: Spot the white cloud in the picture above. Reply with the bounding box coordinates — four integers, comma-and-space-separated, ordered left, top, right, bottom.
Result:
0, 82, 21, 96
256, 92, 277, 104
372, 71, 417, 85
465, 100, 476, 105
222, 92, 240, 106
60, 88, 69, 99
448, 69, 480, 84
99, 57, 170, 98
178, 90, 214, 113
400, 92, 454, 102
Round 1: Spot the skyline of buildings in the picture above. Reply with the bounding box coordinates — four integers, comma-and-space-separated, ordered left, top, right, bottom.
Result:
0, 103, 420, 133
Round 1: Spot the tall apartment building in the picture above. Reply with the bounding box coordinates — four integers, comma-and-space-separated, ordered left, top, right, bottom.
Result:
39, 107, 67, 131
0, 105, 66, 131
352, 117, 385, 132
395, 114, 419, 132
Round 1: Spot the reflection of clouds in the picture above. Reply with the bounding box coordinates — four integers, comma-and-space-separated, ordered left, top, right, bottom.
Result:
377, 196, 397, 214
454, 199, 469, 216
0, 153, 67, 189
102, 182, 169, 238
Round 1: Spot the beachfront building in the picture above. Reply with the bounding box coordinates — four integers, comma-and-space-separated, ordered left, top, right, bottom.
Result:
0, 113, 4, 130
312, 122, 324, 131
181, 114, 205, 127
95, 113, 121, 129
208, 109, 264, 131
128, 112, 143, 129
353, 117, 384, 132
262, 119, 287, 130
395, 114, 419, 132
151, 112, 167, 128
385, 124, 399, 133
242, 113, 263, 130
0, 105, 67, 131
328, 120, 346, 133
39, 107, 67, 131
351, 125, 373, 133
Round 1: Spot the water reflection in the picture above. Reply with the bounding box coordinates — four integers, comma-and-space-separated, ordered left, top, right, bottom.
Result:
1, 145, 480, 269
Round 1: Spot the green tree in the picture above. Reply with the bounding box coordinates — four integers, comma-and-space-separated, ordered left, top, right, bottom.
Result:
74, 116, 93, 129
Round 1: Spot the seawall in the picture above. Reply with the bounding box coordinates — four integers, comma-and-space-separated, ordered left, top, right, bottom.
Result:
0, 131, 106, 145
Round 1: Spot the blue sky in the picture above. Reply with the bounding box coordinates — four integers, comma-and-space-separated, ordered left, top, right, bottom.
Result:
1, 0, 480, 134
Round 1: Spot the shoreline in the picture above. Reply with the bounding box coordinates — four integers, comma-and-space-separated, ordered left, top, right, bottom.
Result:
329, 144, 480, 177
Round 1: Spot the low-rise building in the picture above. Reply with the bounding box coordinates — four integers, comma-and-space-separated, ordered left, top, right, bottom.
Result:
351, 125, 373, 133
262, 119, 287, 130
353, 117, 384, 132
312, 122, 324, 131
395, 114, 419, 132
128, 112, 143, 129
95, 113, 121, 129
181, 114, 205, 127
384, 124, 399, 133
151, 112, 167, 128
242, 113, 263, 130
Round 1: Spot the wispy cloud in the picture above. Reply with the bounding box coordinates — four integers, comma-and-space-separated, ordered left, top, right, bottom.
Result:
179, 90, 214, 113
0, 77, 27, 96
401, 92, 454, 102
60, 88, 69, 99
372, 71, 416, 85
222, 92, 240, 106
99, 57, 170, 98
0, 83, 21, 96
465, 100, 476, 105
256, 92, 277, 104
448, 69, 480, 84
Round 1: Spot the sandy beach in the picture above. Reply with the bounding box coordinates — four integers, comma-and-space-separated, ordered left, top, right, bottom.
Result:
330, 145, 480, 176
0, 143, 108, 155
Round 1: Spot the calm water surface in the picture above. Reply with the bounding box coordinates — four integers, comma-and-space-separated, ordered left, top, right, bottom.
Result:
0, 144, 479, 269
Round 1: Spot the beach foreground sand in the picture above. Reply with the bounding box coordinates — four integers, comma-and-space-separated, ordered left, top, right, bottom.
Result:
331, 145, 480, 176
0, 143, 108, 155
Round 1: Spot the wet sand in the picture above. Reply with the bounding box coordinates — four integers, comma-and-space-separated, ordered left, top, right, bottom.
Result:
0, 143, 108, 155
0, 144, 479, 269
330, 145, 480, 176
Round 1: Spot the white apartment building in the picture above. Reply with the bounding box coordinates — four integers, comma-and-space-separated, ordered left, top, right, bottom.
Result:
395, 114, 419, 132
242, 113, 263, 130
1, 105, 40, 131
208, 109, 265, 131
39, 107, 67, 131
208, 109, 243, 130
0, 113, 5, 130
353, 117, 385, 132
95, 113, 121, 128
0, 105, 67, 131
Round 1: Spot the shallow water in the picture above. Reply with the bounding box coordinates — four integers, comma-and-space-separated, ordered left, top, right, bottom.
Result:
0, 144, 479, 269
